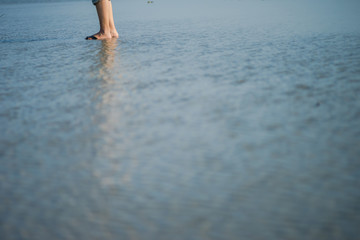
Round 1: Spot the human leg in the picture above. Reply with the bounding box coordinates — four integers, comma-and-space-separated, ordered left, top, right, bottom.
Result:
86, 0, 112, 40
108, 1, 119, 38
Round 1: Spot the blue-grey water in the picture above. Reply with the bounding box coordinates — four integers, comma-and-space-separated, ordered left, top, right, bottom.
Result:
1, 0, 360, 239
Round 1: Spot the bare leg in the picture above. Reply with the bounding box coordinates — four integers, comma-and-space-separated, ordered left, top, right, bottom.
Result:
86, 0, 112, 40
108, 1, 119, 38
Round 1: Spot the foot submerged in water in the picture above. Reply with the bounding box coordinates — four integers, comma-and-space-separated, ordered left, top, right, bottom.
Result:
86, 30, 118, 40
111, 30, 119, 39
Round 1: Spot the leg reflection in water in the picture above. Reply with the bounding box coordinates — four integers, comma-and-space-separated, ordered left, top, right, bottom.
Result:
95, 38, 119, 85
90, 38, 132, 179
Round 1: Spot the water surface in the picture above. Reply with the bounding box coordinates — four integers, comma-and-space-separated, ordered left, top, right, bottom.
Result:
1, 0, 360, 239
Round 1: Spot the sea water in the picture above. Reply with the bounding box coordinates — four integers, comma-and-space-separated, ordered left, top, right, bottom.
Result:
0, 0, 360, 239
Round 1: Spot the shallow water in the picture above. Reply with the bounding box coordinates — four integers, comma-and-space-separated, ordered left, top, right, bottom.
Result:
1, 0, 360, 239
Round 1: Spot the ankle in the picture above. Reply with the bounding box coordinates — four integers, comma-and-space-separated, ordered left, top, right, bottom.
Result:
99, 26, 111, 33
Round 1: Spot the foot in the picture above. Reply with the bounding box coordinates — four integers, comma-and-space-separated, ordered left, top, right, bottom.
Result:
111, 29, 119, 38
85, 31, 112, 40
